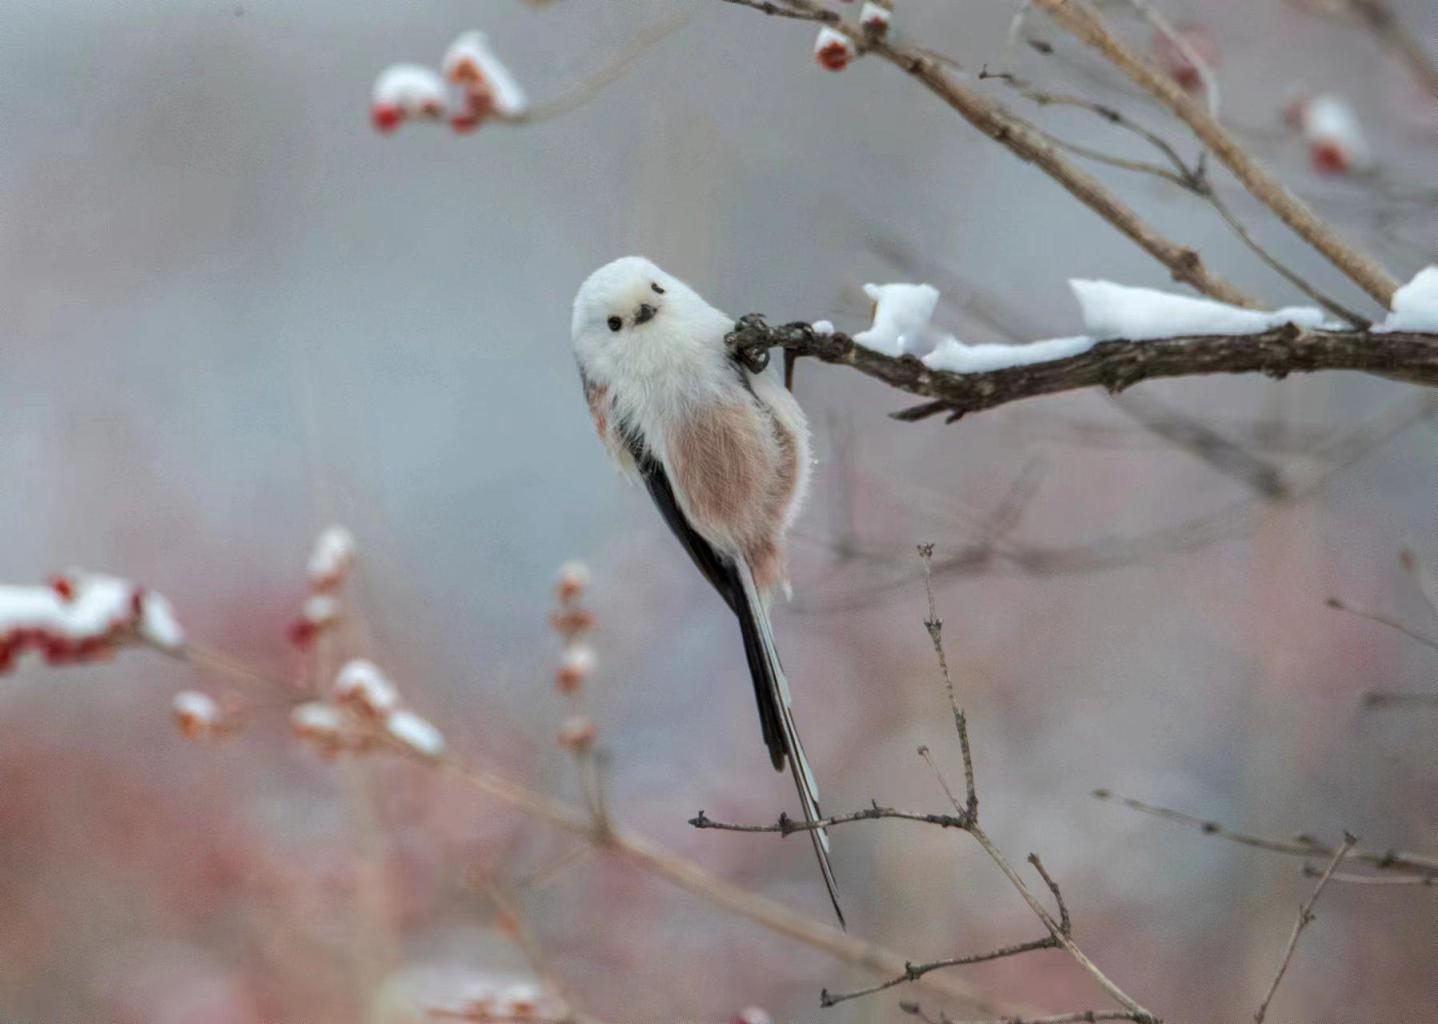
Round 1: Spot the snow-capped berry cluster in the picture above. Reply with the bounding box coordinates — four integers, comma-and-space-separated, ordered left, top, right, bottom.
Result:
0, 572, 185, 673
1284, 93, 1372, 175
1150, 23, 1219, 93
289, 525, 355, 649
291, 659, 446, 760
550, 561, 597, 752
372, 30, 528, 136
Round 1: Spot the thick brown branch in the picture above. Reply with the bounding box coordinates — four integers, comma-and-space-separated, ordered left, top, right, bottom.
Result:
1035, 0, 1401, 307
727, 315, 1438, 422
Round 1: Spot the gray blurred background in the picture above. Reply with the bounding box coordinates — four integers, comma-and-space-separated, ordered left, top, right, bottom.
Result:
1, 0, 1436, 1021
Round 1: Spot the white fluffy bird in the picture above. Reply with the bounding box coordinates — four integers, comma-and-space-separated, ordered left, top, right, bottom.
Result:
571, 256, 840, 924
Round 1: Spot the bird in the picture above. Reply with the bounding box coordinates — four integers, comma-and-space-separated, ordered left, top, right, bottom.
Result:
570, 255, 841, 925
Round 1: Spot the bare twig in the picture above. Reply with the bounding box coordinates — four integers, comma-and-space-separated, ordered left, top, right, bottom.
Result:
1252, 834, 1357, 1024
515, 15, 689, 123
717, 0, 837, 21
727, 316, 1438, 423
1325, 596, 1438, 652
1093, 790, 1438, 876
903, 1011, 1144, 1024
1034, 0, 1401, 307
919, 544, 978, 820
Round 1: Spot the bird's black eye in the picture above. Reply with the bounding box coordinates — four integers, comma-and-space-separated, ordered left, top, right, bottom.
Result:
651, 282, 665, 294
607, 316, 623, 332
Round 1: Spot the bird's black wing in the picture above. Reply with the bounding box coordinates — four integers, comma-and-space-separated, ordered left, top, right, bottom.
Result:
619, 422, 786, 771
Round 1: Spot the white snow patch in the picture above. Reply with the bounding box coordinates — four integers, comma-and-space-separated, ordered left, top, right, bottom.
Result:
172, 690, 220, 724
1070, 279, 1329, 340
811, 320, 834, 336
138, 590, 186, 649
291, 701, 345, 739
372, 64, 448, 116
0, 572, 185, 653
1301, 94, 1373, 169
442, 31, 528, 117
386, 709, 446, 758
335, 658, 400, 717
923, 335, 1096, 373
1377, 266, 1438, 333
307, 525, 356, 589
854, 282, 941, 357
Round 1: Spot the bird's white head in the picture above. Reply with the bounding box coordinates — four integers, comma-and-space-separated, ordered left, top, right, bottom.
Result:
570, 256, 731, 389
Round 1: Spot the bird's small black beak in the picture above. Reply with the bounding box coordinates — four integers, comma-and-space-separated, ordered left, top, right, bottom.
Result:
635, 302, 658, 325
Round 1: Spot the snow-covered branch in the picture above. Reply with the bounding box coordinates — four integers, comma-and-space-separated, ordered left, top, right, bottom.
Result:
731, 273, 1438, 422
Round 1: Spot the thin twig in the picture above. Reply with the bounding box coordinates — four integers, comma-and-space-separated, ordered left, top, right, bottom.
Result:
514, 15, 689, 123
717, 0, 837, 21
1252, 834, 1357, 1024
1349, 0, 1438, 101
1325, 596, 1438, 652
919, 544, 978, 820
1093, 790, 1438, 876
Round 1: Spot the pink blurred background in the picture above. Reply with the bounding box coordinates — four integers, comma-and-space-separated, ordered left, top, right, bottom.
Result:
1, 1, 1435, 1020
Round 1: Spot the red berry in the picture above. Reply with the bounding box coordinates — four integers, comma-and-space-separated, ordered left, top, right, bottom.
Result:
372, 105, 404, 134
50, 577, 74, 601
1310, 139, 1349, 175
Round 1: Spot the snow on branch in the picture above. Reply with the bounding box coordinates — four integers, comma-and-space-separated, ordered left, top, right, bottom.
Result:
729, 269, 1438, 422
0, 572, 185, 672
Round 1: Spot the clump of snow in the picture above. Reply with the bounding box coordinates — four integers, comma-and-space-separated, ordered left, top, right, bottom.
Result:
1070, 279, 1329, 340
860, 2, 891, 36
443, 31, 529, 119
847, 277, 1341, 377
290, 702, 361, 756
386, 708, 446, 758
924, 335, 1096, 373
334, 658, 400, 718
811, 320, 834, 336
307, 525, 356, 590
854, 283, 941, 357
1376, 266, 1438, 333
172, 691, 223, 739
814, 27, 856, 71
0, 572, 185, 671
555, 644, 596, 693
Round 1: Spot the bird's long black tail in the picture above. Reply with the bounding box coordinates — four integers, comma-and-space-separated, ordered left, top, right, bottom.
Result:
734, 560, 844, 928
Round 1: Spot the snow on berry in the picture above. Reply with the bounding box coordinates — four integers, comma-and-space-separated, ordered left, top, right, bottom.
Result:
290, 701, 367, 756
860, 2, 891, 37
334, 658, 400, 718
555, 560, 591, 603
0, 572, 185, 671
288, 593, 341, 648
814, 27, 856, 71
734, 1008, 774, 1024
442, 31, 529, 119
555, 644, 595, 694
1287, 94, 1372, 175
307, 525, 356, 591
172, 691, 223, 739
371, 64, 449, 134
385, 708, 446, 759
